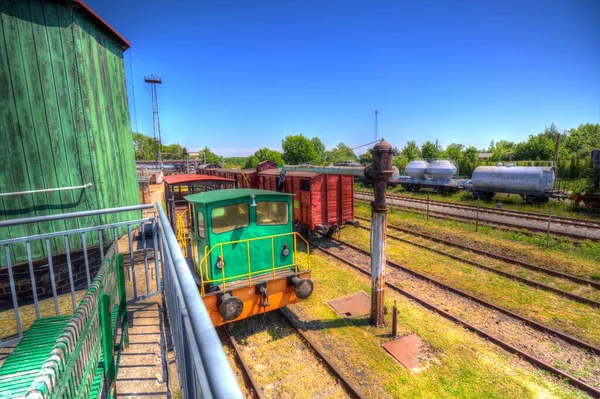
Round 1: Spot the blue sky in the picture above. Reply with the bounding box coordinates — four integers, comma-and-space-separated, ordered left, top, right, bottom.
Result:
88, 0, 600, 156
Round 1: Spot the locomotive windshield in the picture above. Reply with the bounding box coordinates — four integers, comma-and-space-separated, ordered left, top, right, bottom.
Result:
212, 203, 249, 234
256, 201, 289, 225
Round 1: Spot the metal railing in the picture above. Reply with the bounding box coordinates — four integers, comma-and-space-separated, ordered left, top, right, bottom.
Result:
0, 204, 159, 346
0, 202, 243, 398
157, 202, 243, 399
195, 232, 311, 295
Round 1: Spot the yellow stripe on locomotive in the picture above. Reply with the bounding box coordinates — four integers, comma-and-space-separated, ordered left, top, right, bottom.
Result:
185, 189, 313, 326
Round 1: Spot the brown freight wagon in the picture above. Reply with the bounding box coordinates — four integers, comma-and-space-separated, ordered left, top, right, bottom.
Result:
258, 169, 357, 234
198, 161, 277, 188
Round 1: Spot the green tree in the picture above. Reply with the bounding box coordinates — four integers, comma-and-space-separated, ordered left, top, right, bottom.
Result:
196, 146, 223, 164
311, 137, 326, 164
401, 141, 421, 161
324, 142, 357, 164
358, 149, 373, 165
443, 143, 464, 163
162, 143, 185, 160
282, 134, 318, 164
223, 157, 249, 168
421, 141, 440, 160
132, 132, 156, 160
244, 147, 284, 168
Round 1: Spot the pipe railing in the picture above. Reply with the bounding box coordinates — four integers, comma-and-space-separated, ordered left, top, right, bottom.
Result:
157, 202, 243, 399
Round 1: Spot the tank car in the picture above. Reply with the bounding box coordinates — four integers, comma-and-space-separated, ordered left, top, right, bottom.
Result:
186, 189, 313, 326
398, 160, 460, 193
470, 164, 555, 202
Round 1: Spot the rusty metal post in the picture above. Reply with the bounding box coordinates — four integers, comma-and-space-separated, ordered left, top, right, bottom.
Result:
366, 139, 394, 327
391, 300, 398, 338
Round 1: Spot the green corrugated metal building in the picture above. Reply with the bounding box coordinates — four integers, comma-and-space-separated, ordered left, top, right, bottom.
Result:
0, 0, 140, 262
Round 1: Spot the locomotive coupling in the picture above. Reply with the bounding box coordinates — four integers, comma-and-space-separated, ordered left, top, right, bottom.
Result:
289, 276, 314, 299
218, 292, 243, 321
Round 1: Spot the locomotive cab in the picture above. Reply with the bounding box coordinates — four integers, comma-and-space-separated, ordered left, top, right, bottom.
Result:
185, 189, 312, 326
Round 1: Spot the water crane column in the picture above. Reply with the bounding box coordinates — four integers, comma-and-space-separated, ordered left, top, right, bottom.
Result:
282, 138, 394, 327
365, 140, 394, 327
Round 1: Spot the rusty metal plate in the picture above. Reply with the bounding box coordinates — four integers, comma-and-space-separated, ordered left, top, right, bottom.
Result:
327, 291, 371, 317
382, 334, 424, 370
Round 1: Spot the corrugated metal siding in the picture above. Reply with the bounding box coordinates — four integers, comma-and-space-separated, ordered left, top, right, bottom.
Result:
0, 0, 139, 263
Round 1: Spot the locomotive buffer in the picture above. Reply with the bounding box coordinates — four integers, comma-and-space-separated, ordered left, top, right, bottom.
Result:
284, 139, 395, 327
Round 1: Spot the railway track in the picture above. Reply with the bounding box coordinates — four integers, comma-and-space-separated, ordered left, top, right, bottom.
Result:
309, 238, 600, 397
223, 311, 366, 399
357, 190, 600, 229
354, 216, 600, 307
354, 191, 600, 242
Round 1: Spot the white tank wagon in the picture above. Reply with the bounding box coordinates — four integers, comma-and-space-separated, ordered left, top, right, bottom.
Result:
470, 164, 556, 202
426, 160, 457, 179
396, 160, 461, 193
405, 160, 429, 178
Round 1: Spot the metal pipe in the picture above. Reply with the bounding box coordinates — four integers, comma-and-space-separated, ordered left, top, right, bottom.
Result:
0, 204, 152, 228
156, 203, 243, 399
0, 183, 92, 197
282, 165, 366, 177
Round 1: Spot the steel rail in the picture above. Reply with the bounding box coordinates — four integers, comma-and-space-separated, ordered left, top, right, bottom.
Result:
222, 327, 266, 399
279, 310, 367, 399
323, 236, 600, 355
354, 219, 600, 307
355, 216, 600, 290
355, 190, 600, 229
309, 240, 600, 398
355, 194, 596, 242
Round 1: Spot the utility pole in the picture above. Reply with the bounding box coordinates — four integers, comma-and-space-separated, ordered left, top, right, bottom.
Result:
144, 74, 163, 167
374, 110, 379, 140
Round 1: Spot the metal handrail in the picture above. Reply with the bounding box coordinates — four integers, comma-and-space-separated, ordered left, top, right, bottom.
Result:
156, 202, 243, 399
0, 204, 153, 227
196, 232, 310, 294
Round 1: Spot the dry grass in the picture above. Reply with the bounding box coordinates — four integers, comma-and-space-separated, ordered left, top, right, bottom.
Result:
279, 251, 587, 398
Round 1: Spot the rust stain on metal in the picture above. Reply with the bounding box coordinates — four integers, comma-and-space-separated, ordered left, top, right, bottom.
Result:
382, 334, 424, 370
327, 291, 371, 317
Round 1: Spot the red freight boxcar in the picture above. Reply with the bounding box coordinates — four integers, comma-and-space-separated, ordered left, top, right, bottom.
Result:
197, 161, 277, 189
258, 169, 357, 235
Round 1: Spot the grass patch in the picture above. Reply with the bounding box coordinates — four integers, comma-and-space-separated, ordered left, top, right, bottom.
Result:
355, 201, 600, 278
339, 225, 600, 348
284, 251, 587, 398
355, 182, 600, 222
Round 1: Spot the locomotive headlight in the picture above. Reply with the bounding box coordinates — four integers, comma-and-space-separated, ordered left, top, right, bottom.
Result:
215, 255, 224, 269
282, 244, 290, 257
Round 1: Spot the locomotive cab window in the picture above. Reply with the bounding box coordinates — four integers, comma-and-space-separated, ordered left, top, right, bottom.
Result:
211, 203, 249, 234
256, 201, 289, 225
197, 211, 206, 238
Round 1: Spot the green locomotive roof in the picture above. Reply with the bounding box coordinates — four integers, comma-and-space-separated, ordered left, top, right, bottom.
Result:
185, 189, 292, 205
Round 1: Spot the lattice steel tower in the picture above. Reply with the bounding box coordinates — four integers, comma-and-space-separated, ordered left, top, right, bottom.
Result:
144, 74, 163, 164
